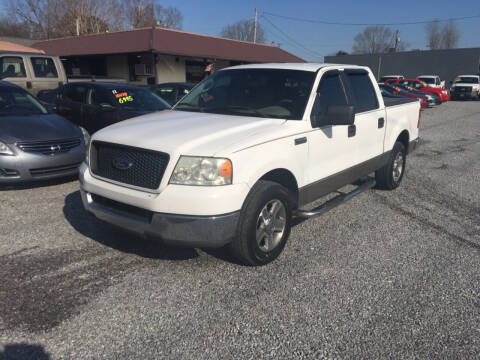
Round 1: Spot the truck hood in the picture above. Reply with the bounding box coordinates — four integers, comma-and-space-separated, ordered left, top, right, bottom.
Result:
93, 110, 287, 156
451, 82, 480, 88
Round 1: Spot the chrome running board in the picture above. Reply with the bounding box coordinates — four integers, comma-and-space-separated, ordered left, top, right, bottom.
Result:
295, 178, 376, 219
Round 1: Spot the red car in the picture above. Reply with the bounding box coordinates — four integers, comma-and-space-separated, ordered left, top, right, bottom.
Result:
385, 79, 450, 102
380, 84, 429, 108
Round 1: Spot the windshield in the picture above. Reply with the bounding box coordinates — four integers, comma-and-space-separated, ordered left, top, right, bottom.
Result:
455, 77, 479, 84
418, 77, 435, 84
175, 69, 316, 120
0, 87, 47, 116
109, 88, 170, 111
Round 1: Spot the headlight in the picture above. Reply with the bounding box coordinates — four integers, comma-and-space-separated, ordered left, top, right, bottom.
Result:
0, 141, 14, 155
79, 127, 90, 146
170, 156, 232, 185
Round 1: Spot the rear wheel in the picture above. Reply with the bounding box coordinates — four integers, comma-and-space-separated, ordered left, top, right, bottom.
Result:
229, 180, 292, 266
375, 141, 406, 190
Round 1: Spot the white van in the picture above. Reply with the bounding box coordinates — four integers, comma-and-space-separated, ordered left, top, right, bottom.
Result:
0, 51, 67, 96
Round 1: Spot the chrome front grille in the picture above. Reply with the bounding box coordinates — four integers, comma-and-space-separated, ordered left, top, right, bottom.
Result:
16, 138, 81, 155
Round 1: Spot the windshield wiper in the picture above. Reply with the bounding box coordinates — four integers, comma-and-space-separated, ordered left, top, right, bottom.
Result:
206, 105, 267, 118
174, 103, 203, 112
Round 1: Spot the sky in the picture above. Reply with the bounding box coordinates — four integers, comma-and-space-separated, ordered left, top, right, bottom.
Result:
1, 0, 479, 61
159, 0, 480, 61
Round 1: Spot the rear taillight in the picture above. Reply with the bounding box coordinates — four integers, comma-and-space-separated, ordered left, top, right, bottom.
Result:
417, 109, 421, 128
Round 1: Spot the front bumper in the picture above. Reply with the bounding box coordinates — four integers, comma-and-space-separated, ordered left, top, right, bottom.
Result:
81, 189, 240, 247
0, 144, 86, 184
450, 90, 478, 99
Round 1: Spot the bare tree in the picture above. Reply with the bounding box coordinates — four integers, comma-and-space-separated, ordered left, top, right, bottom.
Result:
7, 0, 65, 39
220, 19, 266, 43
426, 19, 460, 49
156, 6, 182, 29
125, 0, 183, 29
7, 0, 123, 39
426, 20, 442, 50
442, 20, 460, 49
0, 17, 32, 38
352, 26, 394, 54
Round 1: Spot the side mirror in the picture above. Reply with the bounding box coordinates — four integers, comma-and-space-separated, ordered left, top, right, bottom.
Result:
99, 103, 116, 112
311, 103, 355, 127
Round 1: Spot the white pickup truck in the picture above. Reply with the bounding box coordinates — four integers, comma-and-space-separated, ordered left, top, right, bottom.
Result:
449, 75, 480, 100
79, 63, 420, 265
417, 75, 445, 89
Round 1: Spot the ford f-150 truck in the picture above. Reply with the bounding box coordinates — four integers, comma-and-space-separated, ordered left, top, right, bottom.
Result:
449, 75, 480, 100
79, 63, 420, 266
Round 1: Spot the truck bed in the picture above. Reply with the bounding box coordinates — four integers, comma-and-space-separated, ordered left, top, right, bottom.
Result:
383, 97, 418, 107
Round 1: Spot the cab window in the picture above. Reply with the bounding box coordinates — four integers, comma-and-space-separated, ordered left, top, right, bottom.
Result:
88, 87, 114, 106
311, 72, 348, 127
63, 84, 88, 103
0, 57, 26, 78
345, 71, 378, 113
30, 57, 58, 78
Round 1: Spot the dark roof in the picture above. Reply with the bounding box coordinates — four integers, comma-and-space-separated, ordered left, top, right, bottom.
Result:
152, 82, 195, 88
33, 27, 304, 63
66, 81, 145, 89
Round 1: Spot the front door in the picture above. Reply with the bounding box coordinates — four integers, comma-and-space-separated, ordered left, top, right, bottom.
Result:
306, 70, 360, 187
0, 56, 31, 92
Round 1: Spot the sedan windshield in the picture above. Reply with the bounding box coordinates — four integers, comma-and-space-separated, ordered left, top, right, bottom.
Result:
175, 69, 316, 120
109, 88, 170, 111
455, 77, 479, 84
0, 88, 47, 116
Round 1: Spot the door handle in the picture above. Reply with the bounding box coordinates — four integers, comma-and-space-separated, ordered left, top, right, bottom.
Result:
348, 124, 356, 137
26, 81, 32, 89
378, 117, 385, 128
295, 137, 307, 145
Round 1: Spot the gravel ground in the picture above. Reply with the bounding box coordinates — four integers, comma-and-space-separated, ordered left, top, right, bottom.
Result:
0, 101, 479, 359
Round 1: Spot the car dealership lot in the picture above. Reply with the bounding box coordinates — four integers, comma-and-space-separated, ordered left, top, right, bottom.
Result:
1, 101, 479, 359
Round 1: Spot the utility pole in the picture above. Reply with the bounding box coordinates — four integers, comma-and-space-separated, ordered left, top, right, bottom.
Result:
76, 17, 80, 36
394, 30, 400, 52
253, 8, 258, 43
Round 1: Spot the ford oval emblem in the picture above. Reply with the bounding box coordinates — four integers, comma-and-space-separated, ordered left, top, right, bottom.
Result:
112, 157, 133, 170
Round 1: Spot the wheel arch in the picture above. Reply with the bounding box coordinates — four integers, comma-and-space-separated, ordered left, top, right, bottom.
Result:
253, 168, 300, 209
396, 130, 410, 152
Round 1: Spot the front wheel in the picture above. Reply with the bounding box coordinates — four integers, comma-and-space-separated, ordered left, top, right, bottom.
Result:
375, 141, 406, 190
229, 180, 292, 266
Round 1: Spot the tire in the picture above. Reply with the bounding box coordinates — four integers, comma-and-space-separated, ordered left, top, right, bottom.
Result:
229, 180, 292, 266
375, 141, 406, 190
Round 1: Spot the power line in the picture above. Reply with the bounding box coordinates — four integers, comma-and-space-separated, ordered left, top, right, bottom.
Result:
263, 11, 480, 26
261, 15, 324, 60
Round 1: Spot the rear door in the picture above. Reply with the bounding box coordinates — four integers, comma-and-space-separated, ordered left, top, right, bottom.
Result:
343, 69, 386, 162
28, 56, 63, 96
